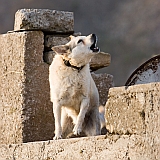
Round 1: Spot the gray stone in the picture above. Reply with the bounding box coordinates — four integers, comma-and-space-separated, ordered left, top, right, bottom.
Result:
44, 32, 81, 48
43, 51, 56, 65
45, 35, 70, 48
0, 31, 54, 144
14, 9, 74, 33
92, 73, 114, 106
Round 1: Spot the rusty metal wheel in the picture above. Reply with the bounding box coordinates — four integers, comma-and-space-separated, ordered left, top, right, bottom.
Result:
125, 55, 160, 86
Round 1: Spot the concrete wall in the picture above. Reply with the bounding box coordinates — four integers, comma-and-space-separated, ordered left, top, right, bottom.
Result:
105, 82, 160, 160
0, 9, 112, 144
0, 135, 158, 160
0, 31, 54, 144
105, 82, 160, 135
0, 82, 159, 160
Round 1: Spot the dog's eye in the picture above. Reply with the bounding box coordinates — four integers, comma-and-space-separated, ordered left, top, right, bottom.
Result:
77, 39, 83, 44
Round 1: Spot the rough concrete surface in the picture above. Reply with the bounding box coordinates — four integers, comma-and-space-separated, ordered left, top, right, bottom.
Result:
44, 35, 70, 48
92, 73, 114, 106
0, 134, 159, 160
14, 9, 74, 33
105, 82, 160, 160
105, 82, 160, 135
0, 31, 54, 144
90, 52, 111, 71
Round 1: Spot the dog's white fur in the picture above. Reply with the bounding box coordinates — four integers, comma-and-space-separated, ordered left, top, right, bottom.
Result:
49, 34, 101, 139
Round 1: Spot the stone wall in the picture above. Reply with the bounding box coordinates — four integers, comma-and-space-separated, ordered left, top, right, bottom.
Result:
0, 82, 159, 160
105, 82, 160, 135
1, 8, 159, 160
105, 82, 160, 160
0, 134, 159, 160
0, 31, 55, 144
0, 135, 149, 160
0, 9, 112, 144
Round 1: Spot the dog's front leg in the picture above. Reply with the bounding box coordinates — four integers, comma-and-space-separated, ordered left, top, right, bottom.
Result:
73, 98, 89, 135
53, 102, 62, 140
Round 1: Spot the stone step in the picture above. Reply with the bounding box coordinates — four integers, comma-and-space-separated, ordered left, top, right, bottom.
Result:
0, 134, 158, 160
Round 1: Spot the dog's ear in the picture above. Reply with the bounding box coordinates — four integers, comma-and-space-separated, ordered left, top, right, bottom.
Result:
69, 35, 75, 40
51, 45, 70, 55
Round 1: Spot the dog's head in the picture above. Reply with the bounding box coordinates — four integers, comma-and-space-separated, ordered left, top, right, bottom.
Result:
52, 34, 100, 67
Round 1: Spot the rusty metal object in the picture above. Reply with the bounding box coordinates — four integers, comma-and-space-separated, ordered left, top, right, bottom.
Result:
125, 55, 160, 86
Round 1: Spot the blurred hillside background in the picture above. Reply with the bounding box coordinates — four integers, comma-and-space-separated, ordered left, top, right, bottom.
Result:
0, 0, 160, 86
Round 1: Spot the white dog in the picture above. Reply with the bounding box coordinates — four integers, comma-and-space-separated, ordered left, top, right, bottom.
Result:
49, 34, 101, 139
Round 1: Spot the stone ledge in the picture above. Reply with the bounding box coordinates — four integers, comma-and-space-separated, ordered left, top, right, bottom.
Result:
105, 82, 160, 141
14, 9, 74, 33
90, 52, 111, 71
0, 135, 159, 160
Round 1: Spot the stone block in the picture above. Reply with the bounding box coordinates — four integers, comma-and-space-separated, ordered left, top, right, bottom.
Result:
14, 9, 74, 33
44, 35, 70, 48
90, 52, 111, 71
105, 82, 160, 136
0, 135, 159, 160
92, 73, 114, 106
43, 35, 70, 64
0, 31, 54, 144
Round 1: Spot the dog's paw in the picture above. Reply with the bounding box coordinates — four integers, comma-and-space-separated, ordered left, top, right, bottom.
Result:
53, 135, 62, 140
73, 125, 82, 135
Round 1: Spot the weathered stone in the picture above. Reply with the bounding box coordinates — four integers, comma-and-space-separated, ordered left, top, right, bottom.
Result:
44, 32, 81, 48
44, 35, 70, 48
92, 73, 114, 106
43, 51, 55, 65
14, 9, 74, 33
0, 134, 159, 160
105, 82, 160, 136
90, 52, 111, 71
0, 31, 54, 144
43, 35, 70, 64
